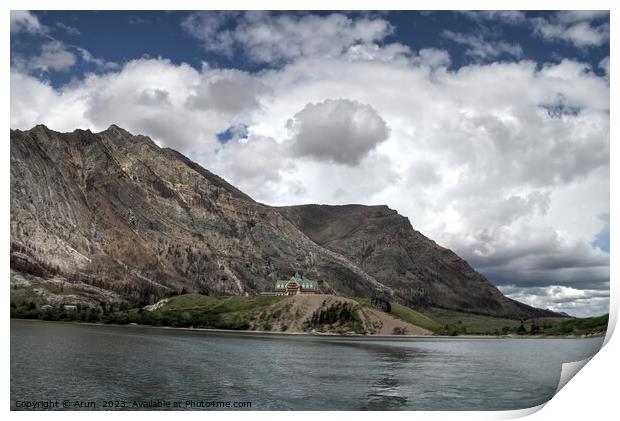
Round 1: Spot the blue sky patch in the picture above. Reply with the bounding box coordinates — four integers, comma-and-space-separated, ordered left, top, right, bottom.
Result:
217, 124, 249, 144
592, 213, 610, 253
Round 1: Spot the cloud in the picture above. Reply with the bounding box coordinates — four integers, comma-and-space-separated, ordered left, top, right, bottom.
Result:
460, 11, 609, 50
181, 11, 235, 54
442, 30, 523, 60
75, 47, 119, 71
532, 11, 609, 48
211, 135, 285, 193
285, 98, 389, 166
406, 160, 442, 187
10, 11, 46, 35
555, 11, 610, 24
186, 68, 267, 114
217, 123, 249, 144
498, 285, 609, 317
592, 213, 610, 253
12, 40, 117, 75
28, 41, 77, 72
137, 88, 172, 107
415, 48, 451, 68
182, 11, 394, 64
81, 59, 217, 150
10, 11, 116, 74
461, 10, 527, 25
465, 191, 551, 229
599, 56, 610, 76
56, 22, 80, 36
457, 224, 610, 289
9, 58, 264, 153
10, 71, 98, 131
345, 42, 411, 63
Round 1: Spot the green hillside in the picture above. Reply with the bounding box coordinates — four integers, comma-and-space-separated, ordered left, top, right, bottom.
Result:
538, 314, 608, 336
11, 292, 608, 337
111, 294, 286, 330
389, 303, 443, 332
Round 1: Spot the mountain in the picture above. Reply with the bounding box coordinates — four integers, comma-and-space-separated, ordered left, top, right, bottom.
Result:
10, 125, 559, 319
276, 204, 550, 317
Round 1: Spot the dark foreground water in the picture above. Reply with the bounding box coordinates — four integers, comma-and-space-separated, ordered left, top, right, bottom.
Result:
11, 319, 604, 411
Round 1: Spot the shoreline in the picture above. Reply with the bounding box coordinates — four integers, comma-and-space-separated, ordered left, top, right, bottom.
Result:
10, 318, 606, 340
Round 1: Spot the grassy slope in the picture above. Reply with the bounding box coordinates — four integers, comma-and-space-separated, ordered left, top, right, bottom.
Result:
537, 314, 608, 336
11, 290, 608, 336
422, 308, 528, 335
420, 307, 607, 336
388, 303, 442, 332
161, 294, 283, 312
143, 294, 285, 329
353, 298, 441, 332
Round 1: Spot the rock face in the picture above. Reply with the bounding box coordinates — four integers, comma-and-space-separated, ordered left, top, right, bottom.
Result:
277, 205, 553, 317
10, 125, 557, 318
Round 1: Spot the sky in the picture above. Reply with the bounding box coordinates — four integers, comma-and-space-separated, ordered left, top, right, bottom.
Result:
10, 10, 610, 317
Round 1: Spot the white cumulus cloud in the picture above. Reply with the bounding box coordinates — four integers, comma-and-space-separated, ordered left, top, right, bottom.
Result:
442, 30, 524, 60
285, 98, 390, 166
29, 41, 77, 72
532, 11, 610, 48
10, 10, 46, 34
182, 11, 395, 64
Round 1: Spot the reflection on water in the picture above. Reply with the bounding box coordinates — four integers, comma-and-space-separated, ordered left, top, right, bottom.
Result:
10, 320, 604, 411
364, 347, 416, 410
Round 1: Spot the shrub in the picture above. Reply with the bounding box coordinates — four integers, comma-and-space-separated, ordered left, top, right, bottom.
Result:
392, 326, 407, 335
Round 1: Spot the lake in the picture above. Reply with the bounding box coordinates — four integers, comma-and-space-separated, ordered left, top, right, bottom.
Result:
10, 319, 604, 411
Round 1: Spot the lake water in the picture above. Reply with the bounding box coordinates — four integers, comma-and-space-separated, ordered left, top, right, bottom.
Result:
10, 319, 604, 411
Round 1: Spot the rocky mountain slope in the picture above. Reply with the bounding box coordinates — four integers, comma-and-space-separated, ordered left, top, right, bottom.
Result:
10, 125, 558, 319
277, 204, 548, 316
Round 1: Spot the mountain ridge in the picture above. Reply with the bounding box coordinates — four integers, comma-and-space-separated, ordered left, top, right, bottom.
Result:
10, 125, 560, 319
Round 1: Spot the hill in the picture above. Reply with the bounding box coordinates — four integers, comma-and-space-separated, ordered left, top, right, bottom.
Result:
11, 293, 432, 336
11, 293, 606, 337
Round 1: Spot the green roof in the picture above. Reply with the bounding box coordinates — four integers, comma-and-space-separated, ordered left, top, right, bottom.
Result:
275, 273, 318, 289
